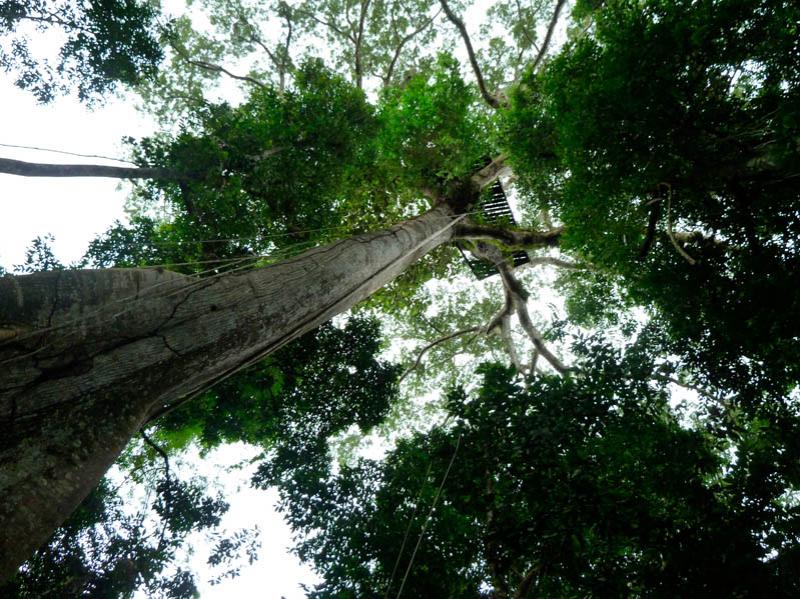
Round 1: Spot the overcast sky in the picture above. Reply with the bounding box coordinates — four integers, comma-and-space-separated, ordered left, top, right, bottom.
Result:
0, 81, 138, 269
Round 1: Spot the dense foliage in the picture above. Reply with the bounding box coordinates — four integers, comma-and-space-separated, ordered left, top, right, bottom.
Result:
505, 0, 800, 400
268, 344, 800, 597
2, 0, 799, 595
0, 0, 164, 102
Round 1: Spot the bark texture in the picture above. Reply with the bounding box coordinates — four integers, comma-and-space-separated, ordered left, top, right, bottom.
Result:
0, 205, 457, 580
0, 157, 177, 180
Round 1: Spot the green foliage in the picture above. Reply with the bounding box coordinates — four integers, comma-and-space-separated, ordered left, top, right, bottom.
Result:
126, 55, 495, 313
8, 0, 800, 593
268, 338, 800, 596
81, 217, 193, 270
504, 0, 800, 395
157, 315, 400, 452
0, 0, 164, 102
13, 234, 63, 273
479, 0, 555, 87
129, 60, 379, 249
376, 54, 496, 193
293, 0, 439, 87
0, 474, 250, 598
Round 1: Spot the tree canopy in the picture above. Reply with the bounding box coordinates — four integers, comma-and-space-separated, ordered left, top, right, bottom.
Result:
0, 0, 164, 102
1, 0, 799, 595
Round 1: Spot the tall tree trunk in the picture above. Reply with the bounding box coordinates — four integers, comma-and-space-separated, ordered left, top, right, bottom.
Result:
0, 205, 458, 580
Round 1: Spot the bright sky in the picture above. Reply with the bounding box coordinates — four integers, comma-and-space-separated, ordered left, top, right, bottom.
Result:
0, 81, 137, 269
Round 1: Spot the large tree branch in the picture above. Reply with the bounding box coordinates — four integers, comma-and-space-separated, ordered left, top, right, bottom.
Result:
295, 7, 353, 41
0, 157, 180, 180
181, 56, 267, 88
514, 563, 542, 599
524, 256, 587, 270
454, 223, 563, 249
638, 199, 661, 259
439, 0, 503, 109
169, 40, 266, 88
664, 185, 697, 265
400, 286, 520, 385
7, 12, 72, 29
652, 374, 723, 404
353, 0, 372, 89
250, 33, 278, 63
470, 154, 509, 189
530, 0, 567, 72
500, 315, 527, 377
510, 285, 568, 375
485, 290, 514, 334
474, 242, 569, 375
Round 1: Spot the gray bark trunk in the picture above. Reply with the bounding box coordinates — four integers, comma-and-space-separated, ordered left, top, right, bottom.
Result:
0, 157, 177, 180
0, 205, 457, 580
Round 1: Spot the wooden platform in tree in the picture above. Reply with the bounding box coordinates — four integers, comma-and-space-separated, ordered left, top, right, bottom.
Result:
456, 179, 529, 280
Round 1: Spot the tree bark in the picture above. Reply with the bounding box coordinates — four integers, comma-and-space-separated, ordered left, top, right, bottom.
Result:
0, 157, 178, 180
0, 205, 458, 580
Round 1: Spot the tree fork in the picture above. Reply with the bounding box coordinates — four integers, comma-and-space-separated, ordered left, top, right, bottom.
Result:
0, 205, 459, 580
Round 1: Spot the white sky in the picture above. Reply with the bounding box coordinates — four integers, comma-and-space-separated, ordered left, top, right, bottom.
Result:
0, 81, 137, 269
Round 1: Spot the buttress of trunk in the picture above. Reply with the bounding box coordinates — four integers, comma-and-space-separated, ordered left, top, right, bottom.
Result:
0, 205, 457, 580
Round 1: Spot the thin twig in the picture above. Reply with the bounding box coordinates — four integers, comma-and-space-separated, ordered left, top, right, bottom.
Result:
654, 374, 721, 403
293, 7, 352, 40
382, 9, 441, 85
171, 43, 266, 88
470, 154, 510, 189
398, 326, 481, 384
455, 222, 563, 249
183, 57, 267, 88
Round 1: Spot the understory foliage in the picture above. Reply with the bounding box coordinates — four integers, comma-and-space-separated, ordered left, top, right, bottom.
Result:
267, 343, 800, 597
2, 0, 800, 596
0, 476, 234, 597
